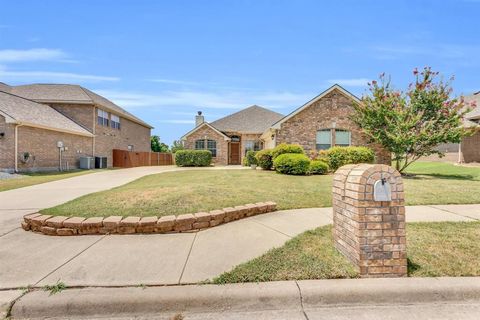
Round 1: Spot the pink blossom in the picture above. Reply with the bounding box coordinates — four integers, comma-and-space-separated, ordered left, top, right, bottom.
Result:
372, 80, 377, 85
413, 68, 418, 75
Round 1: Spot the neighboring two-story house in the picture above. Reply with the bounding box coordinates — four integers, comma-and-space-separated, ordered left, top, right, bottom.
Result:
181, 85, 390, 165
0, 83, 152, 172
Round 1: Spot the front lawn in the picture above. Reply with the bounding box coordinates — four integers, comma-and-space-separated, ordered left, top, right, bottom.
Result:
41, 161, 480, 218
0, 169, 107, 192
214, 221, 480, 283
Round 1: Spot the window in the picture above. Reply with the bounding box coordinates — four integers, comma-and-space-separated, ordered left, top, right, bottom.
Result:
111, 114, 120, 130
97, 109, 109, 126
195, 139, 205, 149
316, 129, 332, 150
335, 129, 351, 147
207, 140, 217, 157
245, 140, 263, 154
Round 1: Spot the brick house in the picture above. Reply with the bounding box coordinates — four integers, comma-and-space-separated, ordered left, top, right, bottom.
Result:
0, 83, 152, 172
181, 85, 391, 165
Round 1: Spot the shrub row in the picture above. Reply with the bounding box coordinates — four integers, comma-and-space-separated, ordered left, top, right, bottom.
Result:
243, 150, 258, 166
317, 146, 375, 170
175, 150, 212, 167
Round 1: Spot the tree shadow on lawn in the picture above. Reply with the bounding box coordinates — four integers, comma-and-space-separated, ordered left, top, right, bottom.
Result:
402, 173, 478, 181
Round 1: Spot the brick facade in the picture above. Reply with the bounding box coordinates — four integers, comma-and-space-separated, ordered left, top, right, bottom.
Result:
275, 88, 391, 164
16, 126, 93, 171
0, 116, 15, 171
461, 131, 480, 163
332, 164, 407, 278
183, 124, 229, 165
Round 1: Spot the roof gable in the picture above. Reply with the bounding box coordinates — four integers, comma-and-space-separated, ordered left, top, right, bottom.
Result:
0, 91, 93, 136
271, 84, 360, 129
210, 105, 284, 133
181, 122, 231, 141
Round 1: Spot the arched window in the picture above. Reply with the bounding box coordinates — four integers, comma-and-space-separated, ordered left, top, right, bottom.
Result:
316, 129, 332, 150
207, 140, 217, 157
335, 129, 351, 147
195, 139, 205, 149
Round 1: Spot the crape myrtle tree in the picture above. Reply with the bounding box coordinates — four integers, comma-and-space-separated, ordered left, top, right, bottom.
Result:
353, 67, 475, 173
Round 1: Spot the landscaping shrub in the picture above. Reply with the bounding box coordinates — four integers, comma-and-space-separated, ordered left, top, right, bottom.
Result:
271, 143, 304, 160
243, 150, 258, 166
318, 146, 374, 171
273, 153, 311, 175
308, 160, 329, 175
255, 149, 274, 170
175, 150, 212, 167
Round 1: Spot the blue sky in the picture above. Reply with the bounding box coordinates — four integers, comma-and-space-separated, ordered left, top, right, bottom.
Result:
1, 0, 479, 145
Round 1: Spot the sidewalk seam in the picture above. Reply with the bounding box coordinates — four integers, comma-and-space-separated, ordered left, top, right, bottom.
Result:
33, 234, 108, 286
426, 205, 479, 221
178, 232, 197, 284
250, 219, 293, 238
295, 280, 310, 320
0, 227, 20, 238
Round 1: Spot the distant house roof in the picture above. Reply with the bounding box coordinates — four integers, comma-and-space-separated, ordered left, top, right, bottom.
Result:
271, 84, 359, 130
3, 83, 153, 128
210, 105, 284, 133
0, 91, 93, 137
465, 92, 480, 120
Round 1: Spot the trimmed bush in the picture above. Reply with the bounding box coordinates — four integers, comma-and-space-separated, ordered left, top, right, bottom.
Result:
273, 153, 311, 175
175, 150, 212, 167
308, 160, 329, 175
318, 146, 374, 171
255, 149, 273, 170
271, 143, 304, 160
243, 150, 258, 166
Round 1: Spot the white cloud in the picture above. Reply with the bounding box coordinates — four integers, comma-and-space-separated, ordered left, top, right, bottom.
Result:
370, 44, 480, 61
95, 89, 311, 110
0, 67, 119, 82
150, 78, 202, 86
327, 78, 370, 87
0, 48, 66, 63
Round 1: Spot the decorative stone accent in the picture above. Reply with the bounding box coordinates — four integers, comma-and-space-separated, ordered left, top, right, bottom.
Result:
23, 202, 277, 236
332, 164, 407, 278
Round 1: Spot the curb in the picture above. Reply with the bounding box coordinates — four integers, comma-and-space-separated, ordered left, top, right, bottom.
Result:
11, 277, 480, 319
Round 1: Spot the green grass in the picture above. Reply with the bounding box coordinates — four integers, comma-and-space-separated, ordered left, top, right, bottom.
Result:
214, 222, 480, 283
0, 170, 106, 192
41, 161, 480, 218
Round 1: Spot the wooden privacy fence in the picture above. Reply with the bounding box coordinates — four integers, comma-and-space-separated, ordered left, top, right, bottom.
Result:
113, 149, 174, 168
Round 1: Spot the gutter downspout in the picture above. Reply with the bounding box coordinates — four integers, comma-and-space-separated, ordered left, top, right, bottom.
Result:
14, 124, 23, 173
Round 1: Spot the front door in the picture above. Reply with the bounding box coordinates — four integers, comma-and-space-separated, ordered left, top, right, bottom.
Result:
229, 142, 241, 165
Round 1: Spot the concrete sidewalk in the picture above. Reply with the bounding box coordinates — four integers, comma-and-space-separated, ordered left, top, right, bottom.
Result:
9, 277, 480, 319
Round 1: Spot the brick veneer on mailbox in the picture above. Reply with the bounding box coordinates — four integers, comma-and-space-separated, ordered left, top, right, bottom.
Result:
21, 202, 277, 236
332, 163, 407, 278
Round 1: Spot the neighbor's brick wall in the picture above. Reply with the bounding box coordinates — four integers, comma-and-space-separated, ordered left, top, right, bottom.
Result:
0, 115, 15, 172
49, 103, 95, 131
184, 125, 229, 165
332, 164, 407, 278
95, 113, 151, 167
275, 88, 391, 164
16, 126, 93, 172
461, 131, 480, 163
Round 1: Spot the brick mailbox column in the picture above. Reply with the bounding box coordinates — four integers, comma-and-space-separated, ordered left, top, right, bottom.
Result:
332, 164, 407, 277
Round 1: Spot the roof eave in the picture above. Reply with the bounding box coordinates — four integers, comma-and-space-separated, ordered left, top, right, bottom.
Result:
17, 121, 94, 137
181, 122, 231, 141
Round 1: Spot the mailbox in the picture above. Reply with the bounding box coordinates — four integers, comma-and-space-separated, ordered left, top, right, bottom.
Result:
373, 177, 392, 201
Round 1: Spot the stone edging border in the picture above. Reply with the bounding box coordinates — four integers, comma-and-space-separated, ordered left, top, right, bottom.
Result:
21, 202, 277, 236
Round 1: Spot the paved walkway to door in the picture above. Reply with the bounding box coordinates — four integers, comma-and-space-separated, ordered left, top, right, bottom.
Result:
0, 166, 479, 290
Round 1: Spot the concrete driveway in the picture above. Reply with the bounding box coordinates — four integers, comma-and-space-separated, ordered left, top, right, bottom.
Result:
1, 166, 479, 290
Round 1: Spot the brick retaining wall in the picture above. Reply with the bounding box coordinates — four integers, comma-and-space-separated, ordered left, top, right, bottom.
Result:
21, 202, 277, 236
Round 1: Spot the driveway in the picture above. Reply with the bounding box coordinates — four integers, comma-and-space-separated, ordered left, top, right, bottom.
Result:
0, 166, 479, 290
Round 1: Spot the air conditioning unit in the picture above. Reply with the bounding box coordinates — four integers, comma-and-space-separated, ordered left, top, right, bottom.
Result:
95, 156, 108, 169
79, 157, 95, 169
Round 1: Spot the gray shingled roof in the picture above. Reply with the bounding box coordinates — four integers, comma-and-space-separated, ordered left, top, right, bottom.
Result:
0, 91, 93, 136
210, 105, 284, 133
465, 92, 480, 120
8, 84, 152, 128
